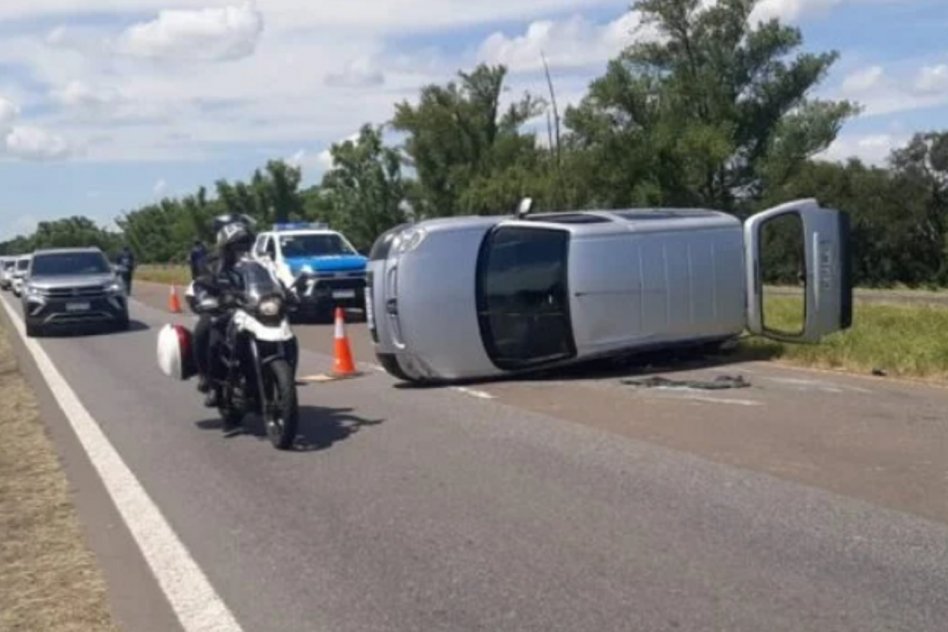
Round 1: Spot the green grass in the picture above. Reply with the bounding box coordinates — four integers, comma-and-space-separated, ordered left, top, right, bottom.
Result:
136, 264, 190, 286
743, 296, 948, 380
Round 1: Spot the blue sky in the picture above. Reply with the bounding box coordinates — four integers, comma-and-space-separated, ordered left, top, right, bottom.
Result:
1, 0, 946, 240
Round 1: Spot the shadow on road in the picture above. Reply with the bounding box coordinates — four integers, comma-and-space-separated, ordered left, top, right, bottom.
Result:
35, 320, 150, 338
195, 405, 384, 452
393, 341, 781, 390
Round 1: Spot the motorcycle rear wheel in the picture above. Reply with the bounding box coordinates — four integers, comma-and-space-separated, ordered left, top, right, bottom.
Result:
264, 359, 299, 450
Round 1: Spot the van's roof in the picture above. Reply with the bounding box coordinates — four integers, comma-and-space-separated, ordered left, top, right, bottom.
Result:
414, 208, 739, 235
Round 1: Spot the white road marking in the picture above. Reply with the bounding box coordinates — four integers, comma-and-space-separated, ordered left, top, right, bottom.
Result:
453, 386, 496, 400
662, 394, 762, 407
0, 297, 243, 632
762, 376, 872, 394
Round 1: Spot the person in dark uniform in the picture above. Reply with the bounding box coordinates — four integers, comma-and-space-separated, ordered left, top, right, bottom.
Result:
189, 239, 208, 280
189, 215, 256, 412
116, 246, 136, 294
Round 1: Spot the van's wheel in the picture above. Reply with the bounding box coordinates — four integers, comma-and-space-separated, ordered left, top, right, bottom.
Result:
263, 359, 298, 450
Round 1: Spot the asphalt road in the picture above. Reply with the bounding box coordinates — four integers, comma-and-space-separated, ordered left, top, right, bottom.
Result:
4, 287, 948, 632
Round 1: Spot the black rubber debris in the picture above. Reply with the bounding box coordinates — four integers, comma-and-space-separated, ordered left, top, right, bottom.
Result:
621, 375, 751, 390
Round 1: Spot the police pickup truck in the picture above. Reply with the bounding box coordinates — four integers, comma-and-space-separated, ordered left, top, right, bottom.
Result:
252, 222, 368, 321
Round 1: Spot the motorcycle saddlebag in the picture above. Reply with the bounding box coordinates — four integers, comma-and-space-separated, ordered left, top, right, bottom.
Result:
157, 324, 198, 381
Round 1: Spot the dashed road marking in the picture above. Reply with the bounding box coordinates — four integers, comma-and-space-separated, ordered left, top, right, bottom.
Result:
453, 386, 496, 400
0, 296, 244, 632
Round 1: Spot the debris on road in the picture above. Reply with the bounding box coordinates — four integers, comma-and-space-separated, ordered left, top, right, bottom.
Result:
622, 375, 751, 390
872, 367, 889, 377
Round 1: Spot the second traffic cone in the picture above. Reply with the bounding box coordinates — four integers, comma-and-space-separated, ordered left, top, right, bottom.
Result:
331, 307, 358, 377
168, 284, 182, 314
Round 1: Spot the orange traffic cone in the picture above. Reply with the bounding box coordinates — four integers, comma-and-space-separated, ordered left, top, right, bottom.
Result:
168, 284, 182, 314
331, 308, 359, 377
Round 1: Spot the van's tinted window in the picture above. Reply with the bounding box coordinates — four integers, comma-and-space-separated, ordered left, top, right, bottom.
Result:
476, 227, 575, 370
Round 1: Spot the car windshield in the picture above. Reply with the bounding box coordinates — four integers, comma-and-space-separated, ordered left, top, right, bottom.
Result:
280, 234, 355, 258
31, 252, 109, 277
3, 261, 14, 270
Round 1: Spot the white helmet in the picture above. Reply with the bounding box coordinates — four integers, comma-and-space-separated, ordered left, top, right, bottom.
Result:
157, 324, 197, 380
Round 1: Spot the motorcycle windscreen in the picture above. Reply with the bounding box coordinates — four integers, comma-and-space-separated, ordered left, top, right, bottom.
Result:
475, 225, 576, 371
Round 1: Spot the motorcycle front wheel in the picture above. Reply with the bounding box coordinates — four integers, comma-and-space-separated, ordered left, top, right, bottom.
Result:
264, 359, 299, 450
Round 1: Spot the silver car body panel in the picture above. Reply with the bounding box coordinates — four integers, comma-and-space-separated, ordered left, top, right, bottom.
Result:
370, 201, 851, 382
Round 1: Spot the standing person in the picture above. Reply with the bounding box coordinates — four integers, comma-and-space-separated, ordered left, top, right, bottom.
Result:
116, 245, 136, 294
189, 239, 207, 280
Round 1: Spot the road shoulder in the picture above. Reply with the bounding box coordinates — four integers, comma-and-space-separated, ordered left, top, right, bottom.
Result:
0, 298, 183, 632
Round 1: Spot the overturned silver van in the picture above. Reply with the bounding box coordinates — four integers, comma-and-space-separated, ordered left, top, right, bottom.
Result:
366, 198, 852, 384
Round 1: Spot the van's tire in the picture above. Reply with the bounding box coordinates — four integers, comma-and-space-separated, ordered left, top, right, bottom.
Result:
376, 353, 416, 383
264, 359, 298, 450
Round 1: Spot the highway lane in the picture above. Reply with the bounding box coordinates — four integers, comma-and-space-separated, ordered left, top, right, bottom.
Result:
139, 280, 948, 524
5, 292, 948, 631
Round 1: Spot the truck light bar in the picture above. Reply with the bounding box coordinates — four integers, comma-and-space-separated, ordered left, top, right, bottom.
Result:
272, 222, 329, 231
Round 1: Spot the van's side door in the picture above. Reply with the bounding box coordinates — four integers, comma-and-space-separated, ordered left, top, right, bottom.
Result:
744, 198, 853, 343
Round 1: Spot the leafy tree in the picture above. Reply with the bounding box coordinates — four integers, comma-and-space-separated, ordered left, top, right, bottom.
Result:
215, 160, 304, 226
566, 0, 858, 212
392, 64, 546, 216
317, 124, 411, 250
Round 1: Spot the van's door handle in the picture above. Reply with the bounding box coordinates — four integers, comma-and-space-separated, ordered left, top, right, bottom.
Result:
386, 299, 398, 315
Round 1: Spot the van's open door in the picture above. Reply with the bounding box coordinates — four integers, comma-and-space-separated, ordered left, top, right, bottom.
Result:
745, 198, 852, 343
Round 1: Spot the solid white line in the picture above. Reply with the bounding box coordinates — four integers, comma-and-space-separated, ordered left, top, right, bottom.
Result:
0, 297, 243, 632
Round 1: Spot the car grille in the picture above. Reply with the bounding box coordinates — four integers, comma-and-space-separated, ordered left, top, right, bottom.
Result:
312, 271, 365, 280
43, 285, 107, 299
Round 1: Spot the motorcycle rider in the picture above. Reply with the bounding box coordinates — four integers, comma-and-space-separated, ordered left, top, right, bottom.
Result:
190, 214, 257, 413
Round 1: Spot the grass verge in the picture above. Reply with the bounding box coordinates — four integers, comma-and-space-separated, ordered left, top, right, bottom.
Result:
136, 264, 190, 286
741, 296, 948, 381
0, 324, 118, 632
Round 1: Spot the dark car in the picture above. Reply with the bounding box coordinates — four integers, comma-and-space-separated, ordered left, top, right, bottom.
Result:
22, 248, 130, 337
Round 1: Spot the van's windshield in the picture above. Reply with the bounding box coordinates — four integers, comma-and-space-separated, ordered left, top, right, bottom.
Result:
280, 234, 356, 258
31, 252, 109, 277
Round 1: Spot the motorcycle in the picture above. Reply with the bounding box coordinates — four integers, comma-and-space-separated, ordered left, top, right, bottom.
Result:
157, 259, 301, 450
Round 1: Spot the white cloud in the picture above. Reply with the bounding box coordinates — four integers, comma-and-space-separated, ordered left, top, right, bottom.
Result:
0, 97, 19, 132
153, 178, 168, 196
817, 131, 910, 166
4, 126, 72, 161
117, 2, 264, 61
51, 80, 122, 108
751, 0, 842, 22
478, 12, 647, 73
840, 65, 884, 94
915, 64, 948, 95
835, 60, 948, 117
325, 57, 386, 88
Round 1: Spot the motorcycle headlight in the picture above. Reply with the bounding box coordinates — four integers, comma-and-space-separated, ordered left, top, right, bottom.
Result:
259, 297, 283, 318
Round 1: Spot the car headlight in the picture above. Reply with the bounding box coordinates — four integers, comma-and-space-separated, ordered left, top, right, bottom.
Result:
396, 227, 428, 253
106, 282, 124, 294
25, 285, 41, 296
259, 297, 283, 318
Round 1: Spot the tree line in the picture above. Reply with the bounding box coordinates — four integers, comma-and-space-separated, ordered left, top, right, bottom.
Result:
2, 0, 947, 288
